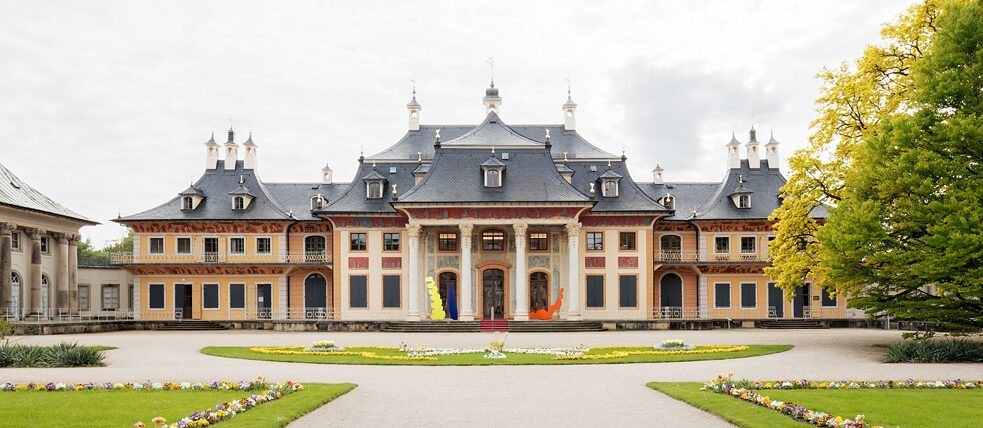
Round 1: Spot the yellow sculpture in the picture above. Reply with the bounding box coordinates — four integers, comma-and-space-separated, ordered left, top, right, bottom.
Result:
425, 276, 446, 320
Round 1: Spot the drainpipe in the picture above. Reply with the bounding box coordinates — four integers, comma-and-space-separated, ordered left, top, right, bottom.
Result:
285, 220, 298, 318
688, 219, 701, 319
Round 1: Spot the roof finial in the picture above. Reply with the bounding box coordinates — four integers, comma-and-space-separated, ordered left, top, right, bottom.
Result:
607, 159, 612, 167
372, 160, 377, 168
417, 151, 422, 162
435, 129, 441, 142
491, 146, 496, 154
545, 128, 551, 143
487, 57, 495, 87
563, 151, 568, 162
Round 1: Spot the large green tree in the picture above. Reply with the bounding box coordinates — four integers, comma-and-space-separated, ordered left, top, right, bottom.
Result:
818, 0, 983, 328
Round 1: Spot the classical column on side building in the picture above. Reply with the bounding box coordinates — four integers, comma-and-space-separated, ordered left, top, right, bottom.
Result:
565, 222, 582, 320
55, 233, 69, 315
0, 223, 12, 318
28, 228, 43, 317
67, 234, 79, 316
459, 223, 475, 321
406, 223, 422, 321
513, 221, 529, 321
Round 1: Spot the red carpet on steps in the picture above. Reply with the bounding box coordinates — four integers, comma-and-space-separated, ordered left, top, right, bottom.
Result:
479, 319, 509, 332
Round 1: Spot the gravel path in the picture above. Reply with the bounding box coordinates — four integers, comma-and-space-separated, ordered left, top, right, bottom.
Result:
3, 329, 980, 427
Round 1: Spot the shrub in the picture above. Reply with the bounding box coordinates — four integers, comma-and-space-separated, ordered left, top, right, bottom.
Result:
0, 342, 106, 367
883, 338, 983, 363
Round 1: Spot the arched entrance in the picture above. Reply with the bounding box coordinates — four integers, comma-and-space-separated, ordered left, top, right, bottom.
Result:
529, 272, 549, 312
438, 272, 459, 317
304, 273, 328, 318
482, 268, 505, 319
659, 273, 683, 317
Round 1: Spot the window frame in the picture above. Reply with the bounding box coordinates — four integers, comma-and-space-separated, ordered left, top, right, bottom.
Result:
586, 274, 605, 308
821, 287, 838, 307
484, 168, 502, 188
349, 275, 368, 309
601, 179, 619, 197
349, 232, 367, 252
182, 196, 194, 210
101, 284, 120, 311
714, 282, 732, 309
383, 232, 401, 252
366, 181, 383, 199
78, 284, 90, 312
740, 236, 757, 254
229, 237, 246, 255
176, 236, 192, 255
618, 274, 638, 308
148, 283, 166, 309
10, 231, 20, 251
714, 236, 730, 254
619, 232, 636, 251
40, 236, 49, 254
202, 283, 220, 310
586, 232, 604, 251
229, 283, 246, 309
437, 232, 458, 252
481, 229, 505, 252
233, 196, 245, 210
740, 282, 757, 309
528, 232, 549, 252
255, 237, 272, 255
382, 275, 401, 309
738, 194, 751, 208
148, 236, 165, 255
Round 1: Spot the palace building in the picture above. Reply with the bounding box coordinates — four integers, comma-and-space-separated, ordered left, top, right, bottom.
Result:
113, 83, 843, 323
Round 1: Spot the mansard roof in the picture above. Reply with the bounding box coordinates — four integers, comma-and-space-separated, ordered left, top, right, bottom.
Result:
0, 161, 95, 224
565, 160, 666, 213
321, 162, 418, 214
263, 182, 351, 220
442, 112, 542, 147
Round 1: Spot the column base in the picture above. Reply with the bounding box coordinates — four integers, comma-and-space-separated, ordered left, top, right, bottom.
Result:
459, 311, 475, 321
513, 314, 529, 321
406, 311, 421, 322
565, 310, 582, 321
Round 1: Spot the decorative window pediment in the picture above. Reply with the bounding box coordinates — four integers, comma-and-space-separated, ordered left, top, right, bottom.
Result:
178, 185, 205, 211
481, 156, 505, 188
362, 169, 386, 199
599, 169, 622, 198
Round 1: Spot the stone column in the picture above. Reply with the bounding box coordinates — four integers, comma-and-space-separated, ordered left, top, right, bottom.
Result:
459, 223, 475, 321
513, 222, 529, 321
67, 234, 79, 316
55, 233, 69, 315
0, 223, 12, 318
406, 223, 422, 321
28, 228, 43, 316
565, 222, 582, 320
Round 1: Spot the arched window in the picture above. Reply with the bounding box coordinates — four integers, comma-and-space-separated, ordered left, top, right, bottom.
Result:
182, 196, 194, 210
310, 195, 324, 210
602, 179, 618, 197
438, 272, 458, 316
367, 182, 383, 199
10, 272, 20, 316
481, 230, 505, 251
233, 196, 245, 210
484, 169, 502, 187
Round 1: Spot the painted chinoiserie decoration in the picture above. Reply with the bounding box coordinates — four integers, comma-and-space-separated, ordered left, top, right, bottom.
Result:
529, 288, 563, 320
425, 276, 446, 320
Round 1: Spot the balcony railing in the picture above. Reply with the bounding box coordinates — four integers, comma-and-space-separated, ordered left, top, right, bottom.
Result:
139, 307, 336, 321
651, 306, 701, 319
655, 251, 769, 263
110, 251, 332, 265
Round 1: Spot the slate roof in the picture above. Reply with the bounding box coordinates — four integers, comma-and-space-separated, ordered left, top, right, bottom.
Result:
442, 112, 542, 147
564, 161, 667, 213
0, 161, 95, 224
320, 161, 419, 214
263, 182, 351, 220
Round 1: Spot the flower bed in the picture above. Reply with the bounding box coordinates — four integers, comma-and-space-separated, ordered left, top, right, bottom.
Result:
250, 346, 438, 361
0, 379, 270, 392
140, 379, 304, 428
555, 345, 749, 360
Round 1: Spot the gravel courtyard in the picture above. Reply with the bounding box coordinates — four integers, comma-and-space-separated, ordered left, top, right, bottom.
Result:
2, 328, 980, 427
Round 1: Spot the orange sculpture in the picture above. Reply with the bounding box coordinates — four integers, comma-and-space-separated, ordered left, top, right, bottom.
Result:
529, 288, 564, 320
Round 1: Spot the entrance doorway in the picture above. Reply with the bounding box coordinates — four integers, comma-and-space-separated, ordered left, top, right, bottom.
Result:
793, 284, 810, 318
304, 273, 328, 319
482, 269, 505, 319
174, 283, 192, 319
529, 272, 549, 312
438, 272, 458, 316
767, 282, 784, 318
256, 283, 272, 319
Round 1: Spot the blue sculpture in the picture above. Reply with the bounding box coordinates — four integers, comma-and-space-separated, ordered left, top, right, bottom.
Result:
448, 284, 459, 320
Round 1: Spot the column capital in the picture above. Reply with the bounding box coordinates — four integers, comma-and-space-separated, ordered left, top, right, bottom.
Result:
406, 223, 422, 238
512, 221, 528, 237
67, 234, 81, 245
51, 232, 67, 240
0, 223, 12, 235
28, 228, 45, 240
565, 222, 581, 236
459, 223, 474, 236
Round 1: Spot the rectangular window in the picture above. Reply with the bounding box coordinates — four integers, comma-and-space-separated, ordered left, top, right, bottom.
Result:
256, 237, 271, 254
149, 284, 165, 309
349, 275, 368, 308
714, 236, 730, 253
149, 237, 164, 254
528, 232, 548, 251
11, 232, 19, 250
229, 284, 245, 309
618, 275, 638, 308
176, 237, 192, 254
821, 287, 838, 307
350, 233, 367, 251
586, 275, 604, 308
740, 283, 757, 308
586, 232, 603, 251
40, 236, 49, 254
203, 283, 219, 309
382, 275, 401, 308
78, 284, 90, 311
383, 233, 401, 251
740, 236, 756, 253
438, 233, 458, 251
714, 283, 731, 308
482, 230, 505, 251
101, 284, 120, 311
127, 284, 134, 310
229, 237, 245, 255
619, 232, 636, 251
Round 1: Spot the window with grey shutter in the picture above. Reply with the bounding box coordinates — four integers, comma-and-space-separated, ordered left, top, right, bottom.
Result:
619, 275, 637, 308
229, 284, 245, 309
350, 276, 368, 308
586, 275, 604, 308
382, 275, 400, 308
740, 283, 756, 308
714, 283, 731, 308
203, 284, 219, 309
149, 284, 165, 309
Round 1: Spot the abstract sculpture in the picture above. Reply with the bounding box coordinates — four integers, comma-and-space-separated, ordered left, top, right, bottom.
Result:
425, 276, 446, 320
448, 284, 459, 320
529, 288, 564, 320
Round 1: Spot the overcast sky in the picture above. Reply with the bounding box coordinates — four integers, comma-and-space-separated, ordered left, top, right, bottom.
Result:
0, 0, 915, 248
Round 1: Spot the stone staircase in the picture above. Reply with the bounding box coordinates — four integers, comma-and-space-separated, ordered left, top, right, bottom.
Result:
381, 319, 605, 333
758, 319, 827, 329
508, 320, 605, 332
383, 321, 481, 333
480, 319, 510, 332
157, 320, 228, 331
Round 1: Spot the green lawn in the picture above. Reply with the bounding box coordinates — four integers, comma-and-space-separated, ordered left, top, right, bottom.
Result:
649, 382, 983, 428
202, 345, 791, 366
0, 383, 355, 428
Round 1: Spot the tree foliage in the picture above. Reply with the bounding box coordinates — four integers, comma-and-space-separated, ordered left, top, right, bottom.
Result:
76, 229, 133, 267
818, 0, 983, 329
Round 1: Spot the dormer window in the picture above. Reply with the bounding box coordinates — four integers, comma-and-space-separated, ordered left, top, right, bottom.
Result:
179, 185, 204, 211
661, 193, 675, 209
598, 169, 622, 198
228, 178, 256, 211
738, 194, 750, 208
233, 196, 245, 210
367, 181, 383, 199
729, 175, 753, 209
311, 194, 325, 210
481, 156, 505, 188
182, 196, 194, 210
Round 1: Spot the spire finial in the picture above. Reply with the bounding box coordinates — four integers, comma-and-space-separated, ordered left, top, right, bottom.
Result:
487, 57, 495, 87
545, 128, 551, 143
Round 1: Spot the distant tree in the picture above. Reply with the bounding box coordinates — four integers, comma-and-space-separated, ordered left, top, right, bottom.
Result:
818, 0, 983, 329
76, 228, 133, 266
102, 229, 134, 254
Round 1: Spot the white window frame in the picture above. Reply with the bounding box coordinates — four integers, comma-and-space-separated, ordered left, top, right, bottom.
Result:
182, 196, 194, 210
40, 236, 49, 254
484, 169, 502, 188
10, 231, 20, 251
101, 284, 120, 311
202, 283, 220, 310
78, 284, 90, 312
714, 236, 730, 254
233, 196, 245, 210
740, 236, 757, 254
229, 283, 246, 309
229, 237, 246, 255
148, 236, 165, 255
148, 283, 166, 310
255, 237, 272, 255
738, 194, 750, 208
601, 179, 619, 197
366, 182, 383, 199
176, 236, 192, 255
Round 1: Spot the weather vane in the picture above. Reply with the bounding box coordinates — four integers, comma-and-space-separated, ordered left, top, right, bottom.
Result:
487, 57, 495, 84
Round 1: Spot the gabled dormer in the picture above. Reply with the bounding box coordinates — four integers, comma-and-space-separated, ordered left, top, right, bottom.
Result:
556, 164, 574, 183
729, 175, 753, 209
660, 192, 675, 209
599, 169, 622, 197
363, 170, 386, 199
481, 156, 505, 188
229, 177, 257, 211
311, 193, 326, 210
179, 185, 205, 211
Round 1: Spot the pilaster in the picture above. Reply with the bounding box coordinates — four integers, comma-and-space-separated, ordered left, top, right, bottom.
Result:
67, 234, 79, 315
55, 233, 69, 315
698, 275, 708, 318
513, 222, 529, 321
406, 223, 422, 321
459, 223, 475, 321
0, 223, 11, 317
28, 228, 43, 316
565, 222, 582, 320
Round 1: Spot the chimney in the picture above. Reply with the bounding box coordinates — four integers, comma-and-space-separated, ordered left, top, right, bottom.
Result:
726, 132, 741, 169
322, 163, 333, 184
204, 132, 219, 170
652, 164, 664, 184
766, 131, 780, 169
747, 127, 760, 169
562, 87, 577, 131
242, 132, 258, 170
224, 128, 238, 171
407, 88, 422, 131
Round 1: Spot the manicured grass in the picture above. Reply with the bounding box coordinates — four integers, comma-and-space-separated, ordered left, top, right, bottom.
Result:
0, 383, 355, 428
649, 382, 983, 428
202, 345, 792, 366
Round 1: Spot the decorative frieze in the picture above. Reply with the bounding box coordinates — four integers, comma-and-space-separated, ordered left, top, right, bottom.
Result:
127, 265, 287, 276
348, 257, 369, 270
436, 255, 459, 269
697, 220, 774, 232
289, 222, 331, 233
655, 221, 696, 232
699, 265, 766, 274
328, 216, 407, 229
581, 215, 656, 227
128, 221, 288, 234
403, 207, 582, 221
618, 256, 639, 269
381, 257, 402, 269
529, 255, 550, 268
585, 256, 605, 269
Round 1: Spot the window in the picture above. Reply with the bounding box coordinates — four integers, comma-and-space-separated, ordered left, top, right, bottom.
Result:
310, 196, 324, 210
586, 232, 603, 251
229, 284, 245, 309
40, 236, 49, 254
127, 284, 134, 310
619, 232, 636, 251
229, 237, 245, 255
738, 194, 750, 208
176, 237, 192, 254
101, 284, 120, 311
661, 194, 675, 209
149, 284, 165, 309
714, 283, 731, 308
438, 233, 458, 251
482, 230, 505, 251
389, 166, 398, 174
528, 232, 548, 251
602, 180, 619, 197
182, 196, 194, 210
619, 275, 637, 308
484, 169, 502, 187
821, 287, 838, 307
350, 233, 367, 251
203, 284, 219, 309
714, 236, 730, 253
740, 237, 756, 253
586, 275, 604, 308
256, 237, 271, 254
383, 233, 401, 251
233, 196, 245, 210
149, 237, 164, 254
382, 275, 401, 308
78, 284, 90, 311
366, 182, 383, 199
10, 232, 19, 250
740, 283, 757, 308
349, 276, 368, 308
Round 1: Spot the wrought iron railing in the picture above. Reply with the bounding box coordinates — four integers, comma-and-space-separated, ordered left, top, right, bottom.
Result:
655, 251, 769, 263
652, 306, 701, 319
110, 252, 332, 265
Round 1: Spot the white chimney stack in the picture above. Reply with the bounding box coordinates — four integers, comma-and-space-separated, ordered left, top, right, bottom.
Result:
747, 127, 760, 169
204, 132, 219, 170
652, 164, 664, 184
726, 132, 742, 169
766, 131, 780, 170
322, 163, 333, 184
242, 132, 258, 170
224, 128, 239, 171
407, 89, 422, 131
